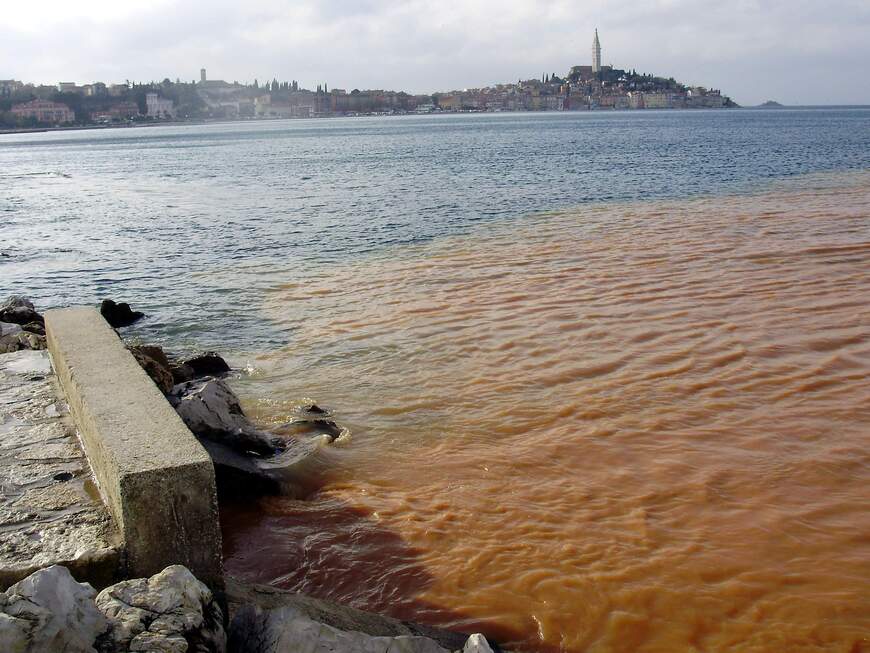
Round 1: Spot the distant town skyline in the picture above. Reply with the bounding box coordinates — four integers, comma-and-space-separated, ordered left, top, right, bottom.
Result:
3, 0, 868, 106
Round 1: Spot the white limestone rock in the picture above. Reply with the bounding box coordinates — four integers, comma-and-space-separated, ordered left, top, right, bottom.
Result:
0, 565, 108, 653
95, 565, 226, 653
229, 605, 452, 653
463, 633, 495, 653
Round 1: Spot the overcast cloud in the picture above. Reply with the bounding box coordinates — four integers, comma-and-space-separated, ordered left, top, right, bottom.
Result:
3, 0, 869, 105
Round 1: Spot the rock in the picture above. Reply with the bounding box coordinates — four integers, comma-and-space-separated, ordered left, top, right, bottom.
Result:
168, 377, 282, 456
280, 417, 345, 443
182, 352, 230, 378
0, 565, 108, 653
225, 577, 470, 652
169, 362, 196, 385
228, 605, 450, 653
21, 322, 45, 336
0, 331, 46, 354
201, 440, 281, 499
301, 402, 329, 415
0, 322, 23, 338
95, 565, 226, 653
128, 345, 175, 395
0, 297, 43, 326
99, 300, 144, 328
463, 634, 495, 653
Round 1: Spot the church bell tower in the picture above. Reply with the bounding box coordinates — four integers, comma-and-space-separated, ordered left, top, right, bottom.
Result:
592, 29, 602, 74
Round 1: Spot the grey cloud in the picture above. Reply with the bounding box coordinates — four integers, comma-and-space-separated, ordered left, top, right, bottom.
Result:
1, 0, 868, 104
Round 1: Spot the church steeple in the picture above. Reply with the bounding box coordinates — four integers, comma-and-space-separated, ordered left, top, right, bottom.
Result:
592, 28, 602, 74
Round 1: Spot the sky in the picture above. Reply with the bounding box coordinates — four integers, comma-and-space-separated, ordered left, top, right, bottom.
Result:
2, 0, 869, 106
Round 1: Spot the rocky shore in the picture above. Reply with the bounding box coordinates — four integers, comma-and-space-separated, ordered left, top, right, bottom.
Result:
0, 295, 500, 652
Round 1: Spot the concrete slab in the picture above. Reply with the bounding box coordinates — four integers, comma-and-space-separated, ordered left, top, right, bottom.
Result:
0, 350, 121, 590
45, 308, 223, 589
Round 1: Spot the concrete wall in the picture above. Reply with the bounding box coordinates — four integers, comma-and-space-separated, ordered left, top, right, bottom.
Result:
45, 307, 223, 589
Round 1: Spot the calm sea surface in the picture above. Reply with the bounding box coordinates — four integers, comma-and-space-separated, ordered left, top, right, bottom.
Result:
2, 109, 870, 651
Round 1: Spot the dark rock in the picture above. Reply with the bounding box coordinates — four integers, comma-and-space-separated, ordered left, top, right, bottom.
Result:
201, 440, 281, 499
129, 345, 175, 395
99, 299, 144, 328
310, 419, 343, 439
183, 352, 231, 377
168, 377, 283, 456
169, 361, 196, 385
303, 403, 328, 415
21, 321, 45, 336
0, 296, 44, 326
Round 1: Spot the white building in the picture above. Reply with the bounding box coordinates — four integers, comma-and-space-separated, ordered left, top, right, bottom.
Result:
592, 29, 602, 74
146, 93, 176, 119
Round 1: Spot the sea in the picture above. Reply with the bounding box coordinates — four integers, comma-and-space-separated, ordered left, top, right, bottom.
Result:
2, 108, 869, 652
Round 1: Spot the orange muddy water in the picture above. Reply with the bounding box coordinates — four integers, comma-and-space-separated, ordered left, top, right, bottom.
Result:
222, 171, 870, 652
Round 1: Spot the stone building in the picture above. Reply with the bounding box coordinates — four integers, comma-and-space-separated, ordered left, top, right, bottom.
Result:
10, 99, 75, 124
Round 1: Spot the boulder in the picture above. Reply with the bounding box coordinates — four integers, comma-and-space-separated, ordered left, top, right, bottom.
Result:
463, 634, 495, 653
182, 352, 231, 378
0, 331, 47, 354
128, 345, 175, 395
0, 565, 108, 653
0, 322, 22, 338
229, 605, 451, 653
169, 362, 196, 385
168, 377, 282, 456
225, 577, 470, 652
21, 322, 45, 336
201, 440, 281, 499
95, 565, 226, 653
0, 297, 43, 326
99, 300, 144, 328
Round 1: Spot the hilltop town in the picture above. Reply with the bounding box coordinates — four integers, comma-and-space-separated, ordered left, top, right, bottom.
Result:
0, 30, 735, 129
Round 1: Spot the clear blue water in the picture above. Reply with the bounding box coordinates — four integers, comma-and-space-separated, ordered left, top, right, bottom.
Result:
2, 108, 869, 351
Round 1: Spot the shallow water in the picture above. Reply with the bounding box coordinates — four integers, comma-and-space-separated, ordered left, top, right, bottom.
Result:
223, 171, 870, 652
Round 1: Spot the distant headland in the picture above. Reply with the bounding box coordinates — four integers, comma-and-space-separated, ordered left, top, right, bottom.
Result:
1, 29, 736, 130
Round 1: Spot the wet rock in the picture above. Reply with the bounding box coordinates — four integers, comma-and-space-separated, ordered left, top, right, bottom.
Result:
169, 362, 196, 385
168, 377, 282, 456
99, 300, 144, 328
278, 402, 349, 443
0, 565, 108, 653
0, 330, 46, 354
302, 402, 329, 415
229, 605, 451, 653
128, 345, 174, 395
0, 296, 44, 327
182, 352, 230, 378
21, 322, 45, 336
201, 440, 281, 499
95, 565, 226, 653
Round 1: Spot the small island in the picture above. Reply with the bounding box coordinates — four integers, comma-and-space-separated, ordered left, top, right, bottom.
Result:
758, 100, 784, 108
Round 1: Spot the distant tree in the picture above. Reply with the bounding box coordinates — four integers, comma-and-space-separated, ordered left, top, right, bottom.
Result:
253, 79, 259, 89
271, 78, 279, 92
